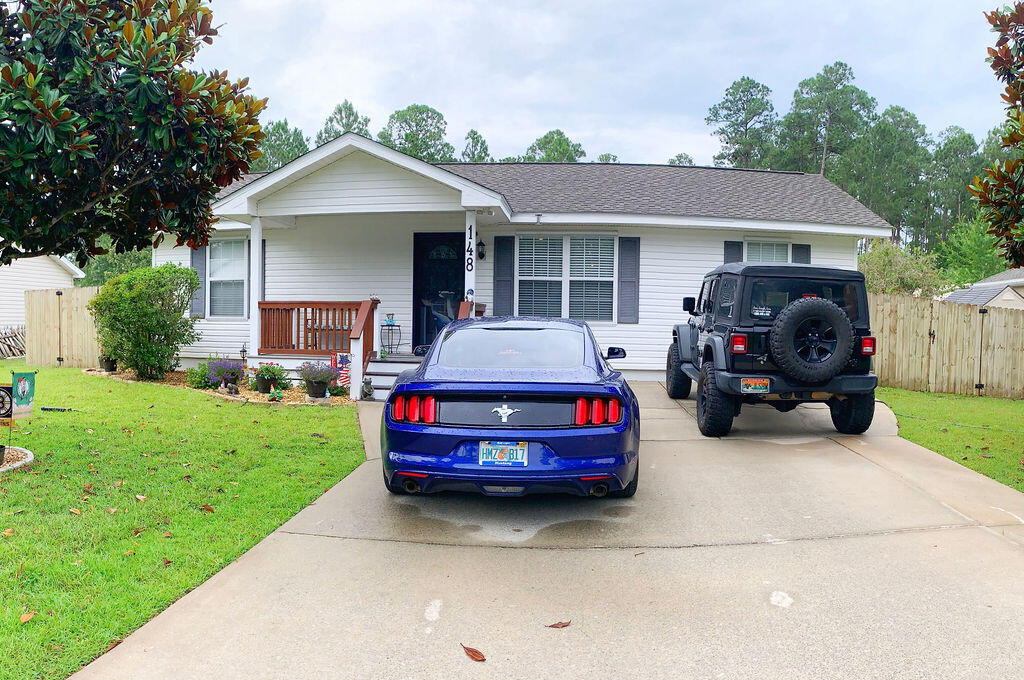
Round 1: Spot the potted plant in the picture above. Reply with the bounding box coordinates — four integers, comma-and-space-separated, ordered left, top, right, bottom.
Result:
252, 362, 288, 394
207, 358, 245, 388
99, 353, 117, 372
297, 361, 340, 398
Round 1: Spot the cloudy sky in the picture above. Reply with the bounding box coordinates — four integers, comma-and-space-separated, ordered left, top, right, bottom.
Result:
193, 0, 1004, 165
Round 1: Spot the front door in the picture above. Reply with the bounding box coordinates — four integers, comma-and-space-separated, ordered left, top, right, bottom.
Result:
412, 232, 465, 348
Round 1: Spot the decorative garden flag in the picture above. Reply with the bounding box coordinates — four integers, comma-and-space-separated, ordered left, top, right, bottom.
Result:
336, 353, 351, 388
12, 372, 34, 419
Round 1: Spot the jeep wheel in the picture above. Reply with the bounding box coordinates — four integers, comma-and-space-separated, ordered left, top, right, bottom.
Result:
769, 297, 855, 384
829, 391, 875, 434
696, 362, 734, 437
666, 345, 692, 399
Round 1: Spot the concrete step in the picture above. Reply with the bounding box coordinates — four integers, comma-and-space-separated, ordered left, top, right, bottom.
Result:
365, 363, 419, 377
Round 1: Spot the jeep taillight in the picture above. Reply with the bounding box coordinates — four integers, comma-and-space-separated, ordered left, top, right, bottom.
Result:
730, 333, 748, 354
860, 336, 876, 356
391, 395, 437, 424
575, 397, 622, 426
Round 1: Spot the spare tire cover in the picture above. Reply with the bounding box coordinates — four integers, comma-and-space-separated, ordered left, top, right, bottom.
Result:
769, 297, 854, 384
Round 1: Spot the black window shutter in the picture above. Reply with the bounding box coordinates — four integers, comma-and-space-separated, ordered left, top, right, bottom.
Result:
493, 236, 514, 316
190, 245, 206, 318
724, 241, 743, 263
792, 243, 811, 264
617, 237, 640, 324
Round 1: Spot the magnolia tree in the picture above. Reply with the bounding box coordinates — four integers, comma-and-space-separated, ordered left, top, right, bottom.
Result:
0, 0, 265, 266
971, 4, 1024, 267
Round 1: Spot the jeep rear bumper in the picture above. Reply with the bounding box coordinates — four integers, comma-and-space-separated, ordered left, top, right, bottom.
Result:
715, 371, 877, 397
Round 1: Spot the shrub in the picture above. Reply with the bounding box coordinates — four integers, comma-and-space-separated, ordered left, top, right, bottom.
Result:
88, 264, 200, 379
858, 239, 947, 297
186, 362, 218, 390
208, 358, 245, 386
297, 361, 339, 384
328, 384, 349, 397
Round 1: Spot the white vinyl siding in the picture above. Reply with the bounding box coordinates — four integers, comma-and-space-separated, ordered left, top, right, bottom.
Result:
746, 240, 789, 262
0, 256, 77, 326
257, 150, 463, 216
515, 234, 615, 321
208, 240, 247, 317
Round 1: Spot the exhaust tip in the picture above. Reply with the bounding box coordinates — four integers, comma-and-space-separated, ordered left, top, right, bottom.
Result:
401, 478, 421, 494
589, 483, 609, 498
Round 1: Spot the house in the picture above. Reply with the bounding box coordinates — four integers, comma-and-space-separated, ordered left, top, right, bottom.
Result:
0, 255, 85, 328
944, 268, 1024, 310
152, 133, 890, 398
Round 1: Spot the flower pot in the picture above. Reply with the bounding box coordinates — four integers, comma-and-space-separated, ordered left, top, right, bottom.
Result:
100, 357, 116, 372
255, 375, 273, 394
305, 380, 328, 398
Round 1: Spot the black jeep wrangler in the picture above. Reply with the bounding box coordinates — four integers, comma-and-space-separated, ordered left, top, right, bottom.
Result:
666, 263, 878, 437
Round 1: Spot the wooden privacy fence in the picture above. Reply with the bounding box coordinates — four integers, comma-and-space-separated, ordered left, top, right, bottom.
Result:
868, 292, 1024, 399
25, 287, 101, 368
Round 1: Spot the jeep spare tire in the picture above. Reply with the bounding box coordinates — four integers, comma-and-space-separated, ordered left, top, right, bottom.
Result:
769, 297, 854, 384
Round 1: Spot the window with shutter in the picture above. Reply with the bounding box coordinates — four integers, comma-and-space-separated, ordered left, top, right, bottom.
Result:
515, 235, 617, 321
208, 240, 247, 317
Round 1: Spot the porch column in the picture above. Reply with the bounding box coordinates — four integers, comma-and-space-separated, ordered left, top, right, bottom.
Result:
464, 211, 477, 301
248, 216, 263, 359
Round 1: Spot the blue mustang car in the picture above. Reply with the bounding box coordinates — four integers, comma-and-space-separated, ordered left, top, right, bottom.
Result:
381, 317, 640, 498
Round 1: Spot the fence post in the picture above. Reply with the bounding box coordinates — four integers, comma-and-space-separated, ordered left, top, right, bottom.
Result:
976, 307, 988, 394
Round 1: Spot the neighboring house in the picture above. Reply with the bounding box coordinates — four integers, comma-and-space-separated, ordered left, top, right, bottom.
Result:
0, 255, 85, 327
152, 133, 890, 395
944, 268, 1024, 310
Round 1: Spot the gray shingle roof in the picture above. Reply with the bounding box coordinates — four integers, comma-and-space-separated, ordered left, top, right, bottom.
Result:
437, 163, 891, 229
945, 286, 1004, 306
973, 267, 1024, 286
217, 172, 268, 200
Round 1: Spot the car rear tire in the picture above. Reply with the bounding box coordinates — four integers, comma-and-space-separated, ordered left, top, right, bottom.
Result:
696, 362, 734, 437
609, 462, 638, 498
829, 391, 875, 434
666, 344, 692, 399
769, 297, 855, 384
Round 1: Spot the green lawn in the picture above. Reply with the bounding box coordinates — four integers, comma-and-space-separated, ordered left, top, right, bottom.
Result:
0, 359, 364, 680
878, 387, 1024, 493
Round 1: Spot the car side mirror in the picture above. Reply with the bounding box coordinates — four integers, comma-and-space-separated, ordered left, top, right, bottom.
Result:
683, 297, 697, 314
412, 345, 430, 357
604, 347, 627, 360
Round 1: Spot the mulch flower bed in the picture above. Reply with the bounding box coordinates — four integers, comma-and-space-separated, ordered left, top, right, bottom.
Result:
85, 368, 353, 406
0, 445, 33, 472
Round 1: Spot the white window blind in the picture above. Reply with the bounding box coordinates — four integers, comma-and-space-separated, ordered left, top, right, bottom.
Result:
746, 241, 789, 263
516, 235, 616, 321
209, 240, 246, 317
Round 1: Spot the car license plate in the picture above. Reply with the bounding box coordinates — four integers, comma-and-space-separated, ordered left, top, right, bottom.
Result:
740, 377, 770, 394
478, 441, 528, 467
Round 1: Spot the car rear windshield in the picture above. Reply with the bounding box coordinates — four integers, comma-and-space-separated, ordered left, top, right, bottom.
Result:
436, 327, 585, 368
747, 278, 861, 322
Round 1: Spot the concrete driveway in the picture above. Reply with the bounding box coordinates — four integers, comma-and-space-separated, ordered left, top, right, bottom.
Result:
74, 384, 1024, 679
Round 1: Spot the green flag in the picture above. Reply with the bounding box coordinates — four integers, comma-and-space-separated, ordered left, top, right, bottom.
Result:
12, 372, 34, 419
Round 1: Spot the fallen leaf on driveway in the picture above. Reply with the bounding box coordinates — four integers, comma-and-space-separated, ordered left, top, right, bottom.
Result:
19, 611, 35, 624
201, 504, 215, 513
545, 620, 571, 628
460, 644, 485, 662
69, 508, 81, 515
633, 551, 645, 557
135, 495, 146, 502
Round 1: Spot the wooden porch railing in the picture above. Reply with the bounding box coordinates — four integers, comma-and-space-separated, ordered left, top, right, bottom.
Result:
349, 298, 380, 369
258, 301, 362, 356
456, 301, 487, 319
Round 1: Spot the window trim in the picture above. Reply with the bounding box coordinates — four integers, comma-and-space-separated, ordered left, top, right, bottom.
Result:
513, 232, 619, 324
206, 237, 249, 320
744, 239, 791, 263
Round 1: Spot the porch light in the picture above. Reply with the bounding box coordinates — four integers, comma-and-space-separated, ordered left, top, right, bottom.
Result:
477, 239, 486, 260
240, 342, 248, 364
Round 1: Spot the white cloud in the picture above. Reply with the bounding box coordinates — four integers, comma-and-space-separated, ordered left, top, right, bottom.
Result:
192, 0, 1006, 164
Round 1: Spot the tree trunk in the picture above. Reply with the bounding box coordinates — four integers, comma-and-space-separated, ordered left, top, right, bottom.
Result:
819, 112, 830, 175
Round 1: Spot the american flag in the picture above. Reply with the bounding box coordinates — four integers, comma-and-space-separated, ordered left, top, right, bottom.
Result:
334, 353, 351, 387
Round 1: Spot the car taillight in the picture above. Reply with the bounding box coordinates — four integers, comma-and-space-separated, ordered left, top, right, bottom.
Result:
860, 336, 876, 356
730, 333, 748, 354
391, 395, 437, 423
575, 397, 622, 425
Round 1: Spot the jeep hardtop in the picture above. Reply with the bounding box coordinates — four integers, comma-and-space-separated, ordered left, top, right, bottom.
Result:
666, 263, 878, 437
